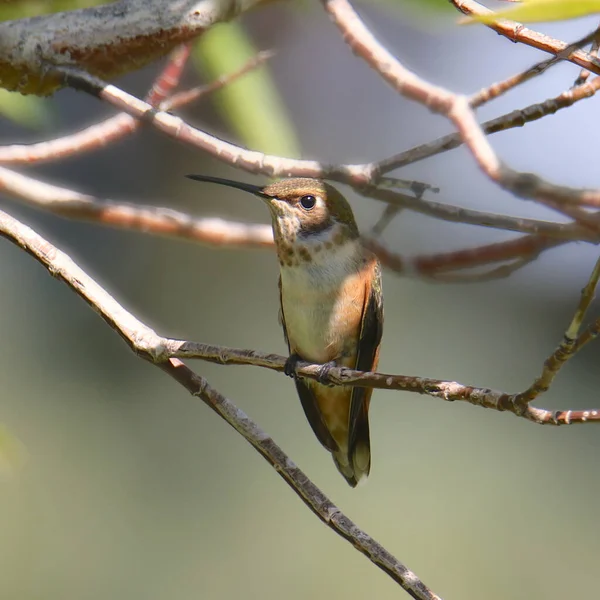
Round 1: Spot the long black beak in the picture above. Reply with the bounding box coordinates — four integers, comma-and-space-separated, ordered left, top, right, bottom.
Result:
185, 174, 271, 199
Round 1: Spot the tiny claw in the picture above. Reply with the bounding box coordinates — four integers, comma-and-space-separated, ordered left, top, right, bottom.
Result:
284, 353, 301, 378
317, 361, 337, 386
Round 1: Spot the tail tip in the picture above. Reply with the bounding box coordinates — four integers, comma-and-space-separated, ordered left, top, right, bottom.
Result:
333, 451, 370, 488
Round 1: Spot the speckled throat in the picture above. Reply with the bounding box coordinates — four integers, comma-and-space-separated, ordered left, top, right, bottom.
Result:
273, 218, 359, 269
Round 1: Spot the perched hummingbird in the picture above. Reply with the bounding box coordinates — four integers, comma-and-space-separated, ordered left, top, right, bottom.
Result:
187, 175, 384, 486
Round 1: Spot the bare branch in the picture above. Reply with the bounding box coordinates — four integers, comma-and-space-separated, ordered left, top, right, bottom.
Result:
3, 199, 600, 426
0, 0, 270, 95
0, 205, 443, 600
322, 0, 600, 231
470, 30, 600, 108
375, 76, 600, 174
0, 166, 273, 248
364, 186, 597, 239
0, 47, 272, 165
0, 43, 190, 164
394, 234, 560, 278
162, 338, 600, 425
451, 0, 600, 75
4, 163, 599, 281
31, 62, 600, 243
574, 34, 600, 86
513, 255, 600, 404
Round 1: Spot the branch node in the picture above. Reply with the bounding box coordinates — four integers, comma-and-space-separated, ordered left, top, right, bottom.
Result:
133, 333, 169, 363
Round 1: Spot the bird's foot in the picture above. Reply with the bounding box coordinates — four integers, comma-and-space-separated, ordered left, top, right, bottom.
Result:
317, 361, 337, 386
284, 353, 301, 378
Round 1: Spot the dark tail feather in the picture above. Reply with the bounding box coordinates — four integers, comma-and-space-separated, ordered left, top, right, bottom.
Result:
333, 422, 371, 488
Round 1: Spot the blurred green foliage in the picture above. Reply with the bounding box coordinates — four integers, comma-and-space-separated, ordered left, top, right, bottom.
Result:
0, 424, 25, 479
0, 0, 108, 21
0, 89, 52, 129
193, 23, 300, 158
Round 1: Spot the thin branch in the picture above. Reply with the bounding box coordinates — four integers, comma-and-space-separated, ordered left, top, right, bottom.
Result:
375, 76, 600, 174
398, 234, 560, 277
574, 35, 600, 86
513, 255, 600, 404
49, 64, 343, 180
162, 358, 442, 600
163, 340, 600, 425
0, 43, 191, 164
2, 163, 597, 280
322, 0, 600, 231
0, 166, 273, 248
35, 63, 600, 240
3, 198, 599, 425
469, 29, 600, 108
416, 256, 539, 283
2, 202, 600, 427
451, 0, 600, 75
0, 205, 442, 600
0, 48, 272, 165
363, 186, 597, 240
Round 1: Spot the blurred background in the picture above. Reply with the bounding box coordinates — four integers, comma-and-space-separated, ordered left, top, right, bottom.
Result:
1, 1, 600, 599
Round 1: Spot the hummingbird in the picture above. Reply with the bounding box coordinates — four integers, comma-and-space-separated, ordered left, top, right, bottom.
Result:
187, 175, 383, 487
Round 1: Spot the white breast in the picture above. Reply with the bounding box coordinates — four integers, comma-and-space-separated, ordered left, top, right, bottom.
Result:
280, 242, 363, 363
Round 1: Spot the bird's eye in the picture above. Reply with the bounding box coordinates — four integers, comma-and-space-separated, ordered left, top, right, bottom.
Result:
299, 195, 317, 210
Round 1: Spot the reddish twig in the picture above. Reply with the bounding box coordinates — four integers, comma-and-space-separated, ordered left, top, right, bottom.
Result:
2, 164, 599, 280
375, 76, 600, 174
0, 166, 273, 249
322, 0, 600, 232
0, 48, 272, 165
451, 0, 600, 75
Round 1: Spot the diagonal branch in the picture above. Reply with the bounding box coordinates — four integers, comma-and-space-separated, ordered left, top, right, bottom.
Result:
0, 48, 273, 165
322, 0, 600, 231
0, 166, 273, 248
450, 0, 600, 75
161, 358, 440, 600
0, 205, 442, 600
469, 29, 600, 108
374, 75, 600, 174
3, 197, 597, 426
33, 64, 600, 239
2, 201, 599, 437
513, 255, 600, 405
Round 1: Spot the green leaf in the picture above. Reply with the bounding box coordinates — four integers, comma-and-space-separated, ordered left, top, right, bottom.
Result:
0, 89, 53, 128
465, 0, 600, 24
193, 23, 300, 158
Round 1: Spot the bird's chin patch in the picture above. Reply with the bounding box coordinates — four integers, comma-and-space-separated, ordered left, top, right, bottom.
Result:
298, 221, 333, 240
